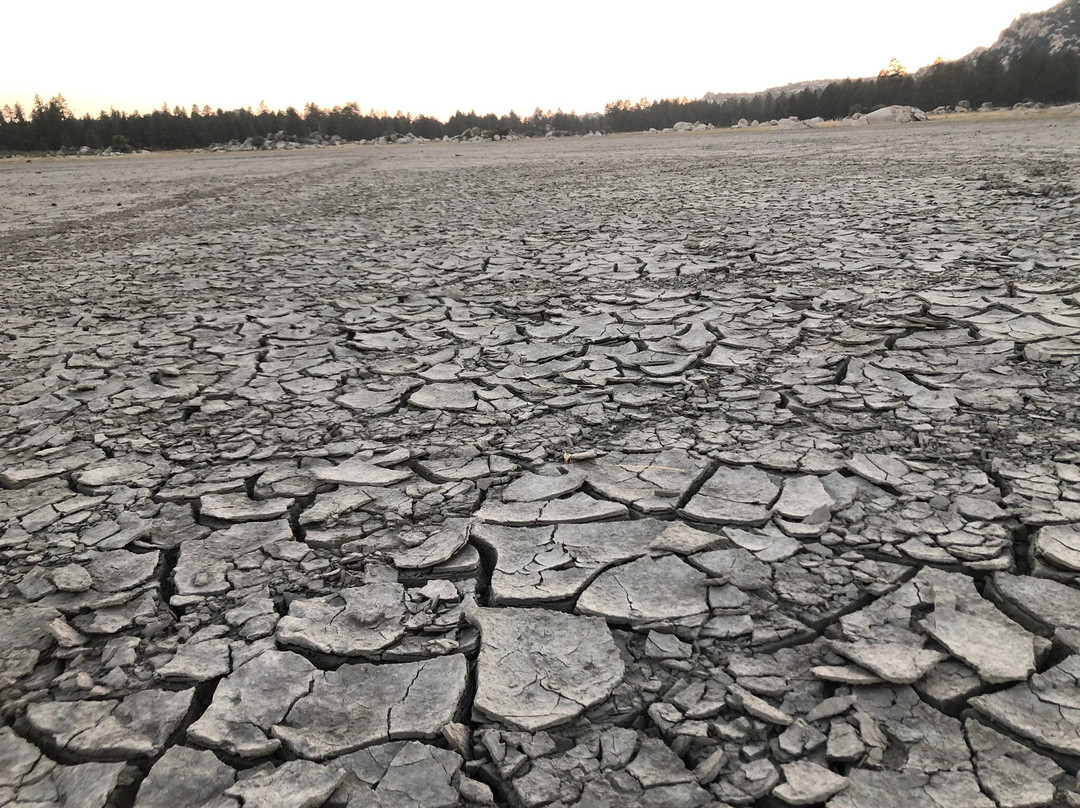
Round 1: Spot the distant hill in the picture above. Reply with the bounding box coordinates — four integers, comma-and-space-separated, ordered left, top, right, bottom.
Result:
702, 79, 848, 104
960, 0, 1080, 66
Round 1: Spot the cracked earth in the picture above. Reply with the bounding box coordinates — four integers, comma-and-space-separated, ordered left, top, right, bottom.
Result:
2, 117, 1080, 808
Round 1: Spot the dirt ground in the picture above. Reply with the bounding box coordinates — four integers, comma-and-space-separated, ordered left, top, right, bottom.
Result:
2, 117, 1080, 808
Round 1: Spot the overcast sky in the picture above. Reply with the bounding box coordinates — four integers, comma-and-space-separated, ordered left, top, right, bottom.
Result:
3, 0, 1053, 120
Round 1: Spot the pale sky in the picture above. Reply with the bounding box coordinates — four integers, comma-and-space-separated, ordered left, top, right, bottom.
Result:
2, 0, 1054, 120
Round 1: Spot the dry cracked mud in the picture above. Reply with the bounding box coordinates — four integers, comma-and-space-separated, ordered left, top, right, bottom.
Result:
2, 117, 1080, 808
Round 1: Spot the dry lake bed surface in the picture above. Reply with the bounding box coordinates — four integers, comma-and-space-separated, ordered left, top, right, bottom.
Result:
2, 116, 1080, 808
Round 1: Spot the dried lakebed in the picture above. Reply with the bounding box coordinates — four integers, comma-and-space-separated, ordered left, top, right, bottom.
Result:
2, 118, 1080, 808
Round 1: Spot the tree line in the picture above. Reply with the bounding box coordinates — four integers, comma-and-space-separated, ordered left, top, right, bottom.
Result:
2, 48, 1077, 153
0, 97, 603, 153
607, 48, 1079, 131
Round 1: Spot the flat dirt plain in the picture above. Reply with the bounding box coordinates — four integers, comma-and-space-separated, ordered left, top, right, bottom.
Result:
2, 117, 1080, 808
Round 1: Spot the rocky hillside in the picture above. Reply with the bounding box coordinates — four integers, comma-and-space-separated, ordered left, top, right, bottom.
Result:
964, 0, 1080, 65
706, 0, 1080, 100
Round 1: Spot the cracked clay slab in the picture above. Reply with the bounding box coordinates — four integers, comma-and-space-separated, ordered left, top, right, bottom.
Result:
469, 606, 625, 731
